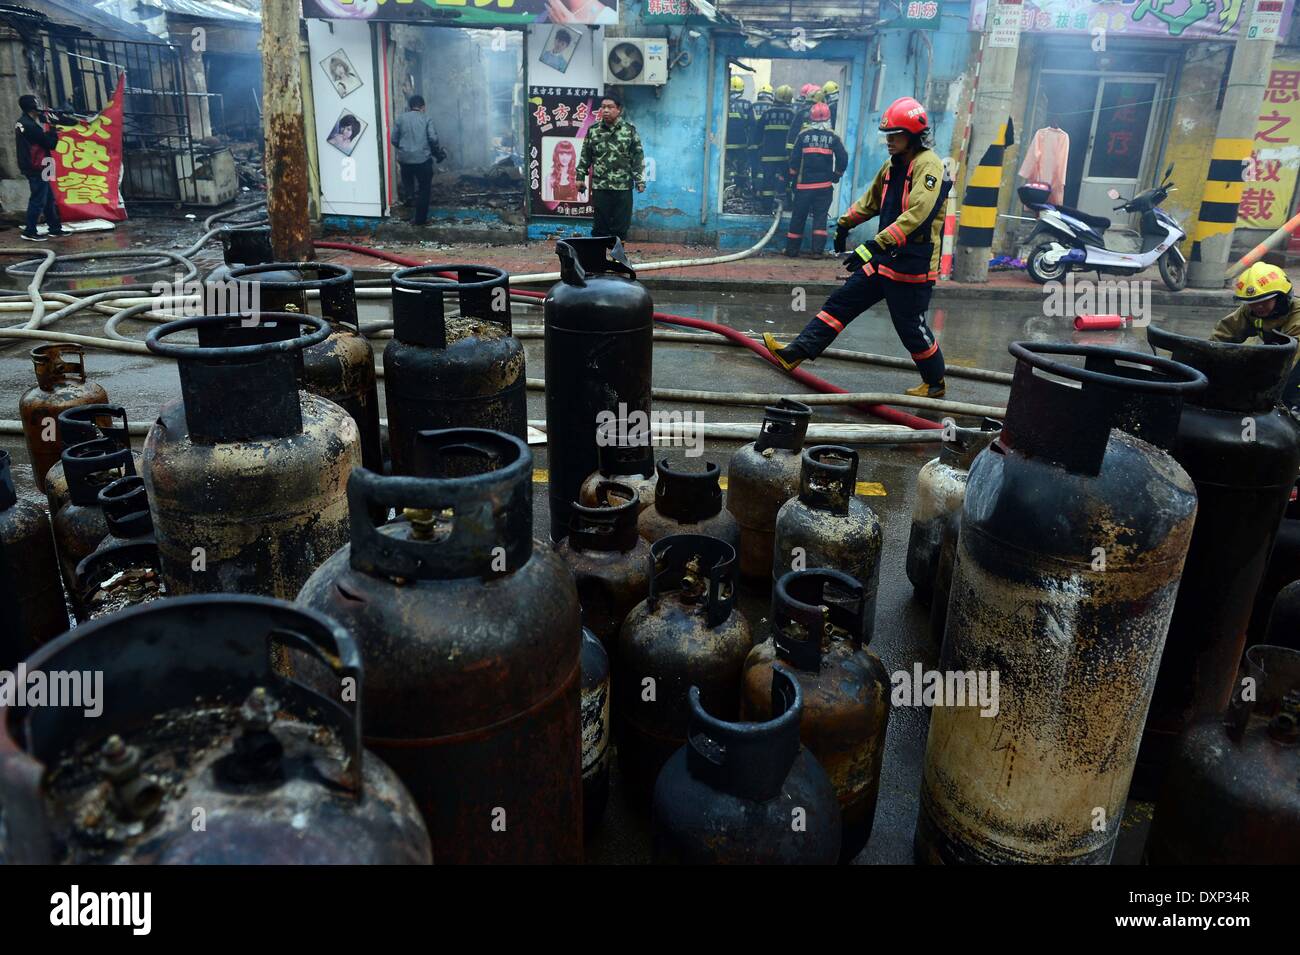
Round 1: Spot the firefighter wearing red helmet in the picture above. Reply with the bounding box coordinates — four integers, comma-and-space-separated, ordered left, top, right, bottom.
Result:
783, 100, 847, 256
765, 95, 952, 399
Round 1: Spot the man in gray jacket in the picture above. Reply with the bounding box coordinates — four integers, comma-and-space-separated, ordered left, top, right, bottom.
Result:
390, 95, 446, 226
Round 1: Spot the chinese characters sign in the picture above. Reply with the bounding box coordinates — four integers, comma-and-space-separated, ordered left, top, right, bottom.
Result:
969, 0, 1294, 39
302, 0, 619, 25
989, 0, 1023, 46
901, 0, 942, 30
53, 72, 125, 222
1239, 62, 1300, 229
644, 0, 701, 22
528, 87, 597, 219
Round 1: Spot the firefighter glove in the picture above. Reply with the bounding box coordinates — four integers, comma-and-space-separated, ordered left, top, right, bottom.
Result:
843, 241, 876, 272
833, 226, 850, 254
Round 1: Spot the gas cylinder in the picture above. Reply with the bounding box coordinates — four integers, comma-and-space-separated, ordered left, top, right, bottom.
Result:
386, 265, 527, 474
220, 223, 273, 267
652, 666, 841, 864
1263, 579, 1300, 651
44, 404, 140, 519
1248, 493, 1300, 645
52, 438, 136, 620
544, 237, 654, 541
582, 627, 612, 834
74, 475, 165, 621
637, 459, 740, 550
0, 595, 431, 864
144, 313, 360, 599
297, 428, 583, 863
230, 262, 384, 472
1135, 326, 1300, 797
1147, 645, 1300, 864
0, 449, 65, 670
905, 420, 1001, 606
617, 534, 752, 806
726, 399, 813, 581
742, 569, 890, 862
916, 342, 1205, 865
555, 481, 652, 651
18, 344, 108, 492
578, 416, 658, 514
772, 446, 883, 644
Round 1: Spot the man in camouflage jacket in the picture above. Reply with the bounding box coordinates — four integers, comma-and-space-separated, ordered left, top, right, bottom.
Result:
578, 92, 646, 242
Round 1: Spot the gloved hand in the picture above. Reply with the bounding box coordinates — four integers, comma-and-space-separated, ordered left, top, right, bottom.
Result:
842, 241, 878, 272
433, 144, 448, 164
833, 226, 850, 254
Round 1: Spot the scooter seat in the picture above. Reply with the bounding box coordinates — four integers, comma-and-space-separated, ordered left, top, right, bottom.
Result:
1055, 205, 1111, 231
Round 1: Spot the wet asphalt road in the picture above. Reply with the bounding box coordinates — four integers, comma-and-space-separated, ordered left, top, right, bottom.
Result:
0, 268, 1229, 864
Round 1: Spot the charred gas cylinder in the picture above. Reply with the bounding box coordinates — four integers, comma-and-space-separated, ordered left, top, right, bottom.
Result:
220, 224, 273, 268
742, 569, 889, 863
144, 314, 360, 599
544, 237, 654, 542
1263, 580, 1300, 651
916, 342, 1205, 866
1148, 644, 1300, 864
582, 627, 612, 834
726, 400, 813, 581
53, 439, 136, 620
230, 262, 383, 472
386, 265, 527, 474
555, 481, 652, 651
617, 534, 752, 807
638, 459, 740, 550
578, 416, 658, 515
44, 404, 140, 519
1248, 494, 1300, 645
772, 446, 883, 644
652, 666, 841, 864
0, 595, 431, 864
74, 476, 164, 621
1135, 327, 1300, 798
19, 344, 108, 492
905, 420, 1002, 606
297, 429, 583, 863
0, 450, 65, 670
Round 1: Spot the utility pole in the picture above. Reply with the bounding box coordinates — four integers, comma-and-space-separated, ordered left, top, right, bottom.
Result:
262, 0, 313, 261
1187, 0, 1281, 289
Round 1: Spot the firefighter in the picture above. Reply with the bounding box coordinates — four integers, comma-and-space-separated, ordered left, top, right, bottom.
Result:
786, 83, 821, 153
725, 75, 755, 196
753, 84, 774, 121
757, 85, 796, 214
821, 80, 840, 127
751, 84, 773, 184
783, 101, 847, 257
1212, 262, 1300, 407
764, 96, 953, 400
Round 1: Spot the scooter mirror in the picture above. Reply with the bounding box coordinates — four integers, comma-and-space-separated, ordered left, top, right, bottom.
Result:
1164, 163, 1174, 181
1107, 188, 1121, 200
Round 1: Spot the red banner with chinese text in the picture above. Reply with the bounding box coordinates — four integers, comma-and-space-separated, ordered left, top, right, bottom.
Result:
52, 72, 127, 223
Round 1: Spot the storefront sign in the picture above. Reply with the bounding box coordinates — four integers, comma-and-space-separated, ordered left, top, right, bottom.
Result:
52, 72, 126, 223
1239, 61, 1300, 229
303, 0, 619, 26
900, 0, 942, 30
970, 0, 1294, 40
528, 86, 598, 219
1248, 0, 1286, 38
643, 0, 703, 22
989, 0, 1023, 47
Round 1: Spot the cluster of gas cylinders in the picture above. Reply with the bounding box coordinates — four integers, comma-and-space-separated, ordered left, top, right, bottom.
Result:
0, 229, 1296, 865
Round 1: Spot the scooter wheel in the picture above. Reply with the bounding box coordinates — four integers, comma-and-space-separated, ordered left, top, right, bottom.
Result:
1158, 249, 1187, 292
1027, 243, 1069, 284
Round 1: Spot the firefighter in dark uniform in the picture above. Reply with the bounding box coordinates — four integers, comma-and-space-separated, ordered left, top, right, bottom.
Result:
757, 85, 796, 214
765, 96, 953, 399
783, 101, 847, 257
751, 83, 773, 184
786, 83, 819, 153
725, 76, 755, 195
821, 80, 840, 127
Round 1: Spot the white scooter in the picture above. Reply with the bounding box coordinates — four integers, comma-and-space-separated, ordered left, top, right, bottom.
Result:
1021, 164, 1187, 292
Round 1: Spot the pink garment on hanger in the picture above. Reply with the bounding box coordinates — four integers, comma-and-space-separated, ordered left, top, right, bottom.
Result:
1019, 127, 1070, 206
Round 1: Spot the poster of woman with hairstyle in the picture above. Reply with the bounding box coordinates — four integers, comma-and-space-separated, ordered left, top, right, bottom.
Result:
321, 49, 363, 99
545, 138, 586, 202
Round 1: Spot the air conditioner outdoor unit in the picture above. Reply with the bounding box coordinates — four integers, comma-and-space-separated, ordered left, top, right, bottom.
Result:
604, 38, 668, 86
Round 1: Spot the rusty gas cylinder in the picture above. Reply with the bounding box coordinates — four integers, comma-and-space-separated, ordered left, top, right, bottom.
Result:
905, 419, 1001, 607
1147, 645, 1300, 864
742, 569, 890, 863
144, 314, 360, 599
0, 449, 65, 670
726, 399, 813, 581
1134, 327, 1300, 797
386, 265, 527, 474
652, 666, 841, 864
582, 627, 612, 834
916, 342, 1205, 865
75, 475, 165, 621
44, 405, 140, 519
297, 429, 583, 863
220, 224, 272, 267
637, 459, 740, 550
18, 344, 108, 493
555, 481, 652, 652
53, 439, 136, 621
616, 534, 752, 807
230, 262, 384, 472
772, 446, 883, 644
0, 595, 431, 864
578, 416, 658, 515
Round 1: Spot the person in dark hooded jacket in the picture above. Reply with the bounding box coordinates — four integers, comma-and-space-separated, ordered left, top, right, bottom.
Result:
14, 94, 64, 241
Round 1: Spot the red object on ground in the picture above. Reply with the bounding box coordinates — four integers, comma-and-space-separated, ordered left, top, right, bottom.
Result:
1073, 314, 1130, 331
313, 240, 943, 430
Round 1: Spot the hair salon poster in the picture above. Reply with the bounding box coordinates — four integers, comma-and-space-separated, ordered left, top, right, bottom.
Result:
528, 87, 597, 218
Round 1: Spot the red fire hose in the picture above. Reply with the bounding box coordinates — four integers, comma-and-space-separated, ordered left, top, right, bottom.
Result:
313, 240, 941, 430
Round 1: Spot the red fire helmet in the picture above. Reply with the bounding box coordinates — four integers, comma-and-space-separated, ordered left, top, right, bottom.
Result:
810, 102, 831, 122
879, 96, 928, 135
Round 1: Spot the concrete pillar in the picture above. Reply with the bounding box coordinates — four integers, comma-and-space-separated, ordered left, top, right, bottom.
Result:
953, 2, 1021, 285
1187, 0, 1279, 289
262, 0, 313, 261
